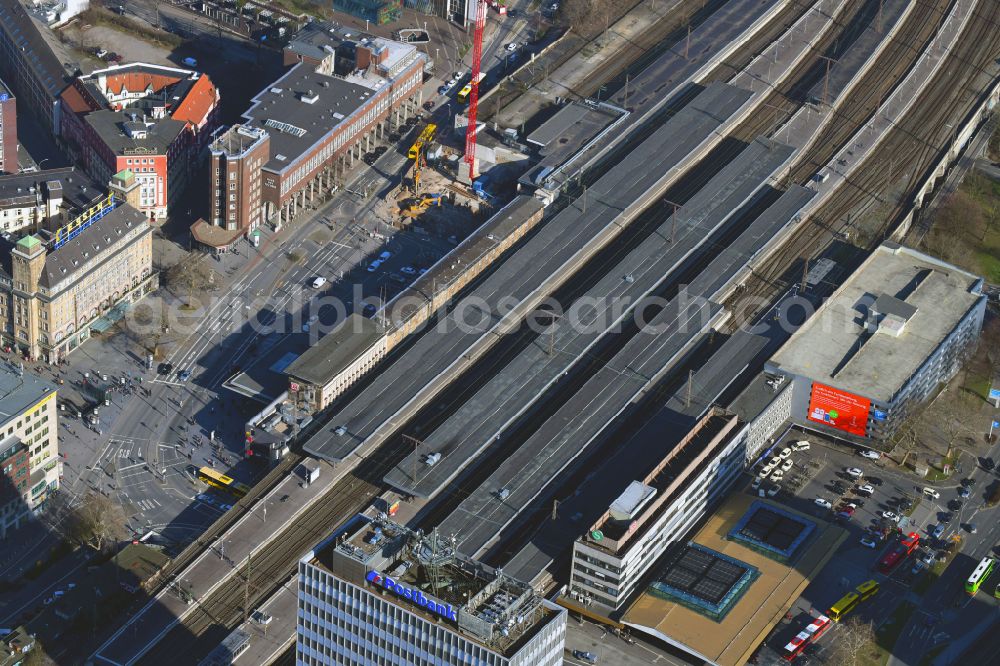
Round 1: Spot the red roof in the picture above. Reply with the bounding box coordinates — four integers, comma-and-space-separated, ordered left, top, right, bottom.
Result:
60, 84, 95, 114
103, 71, 180, 97
172, 75, 218, 125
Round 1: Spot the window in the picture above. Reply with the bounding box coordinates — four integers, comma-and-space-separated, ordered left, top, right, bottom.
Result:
230, 182, 236, 190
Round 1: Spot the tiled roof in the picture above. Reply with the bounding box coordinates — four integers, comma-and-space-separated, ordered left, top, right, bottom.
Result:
103, 71, 180, 97
61, 83, 95, 114
171, 74, 218, 125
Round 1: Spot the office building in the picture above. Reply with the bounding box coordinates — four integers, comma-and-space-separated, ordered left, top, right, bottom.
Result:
0, 0, 69, 136
0, 191, 155, 362
59, 63, 221, 219
566, 410, 747, 616
0, 80, 15, 174
203, 124, 270, 246
297, 514, 567, 666
219, 33, 424, 228
0, 367, 58, 538
0, 167, 104, 234
767, 243, 986, 441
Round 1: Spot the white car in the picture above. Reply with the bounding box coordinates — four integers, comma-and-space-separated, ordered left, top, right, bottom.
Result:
779, 447, 793, 460
882, 510, 899, 522
367, 260, 382, 272
860, 536, 877, 548
860, 450, 882, 460
846, 467, 864, 478
401, 266, 416, 275
814, 498, 833, 509
856, 483, 875, 495
751, 476, 764, 490
505, 42, 518, 51
311, 276, 327, 288
780, 458, 794, 472
770, 469, 784, 480
922, 487, 940, 499
791, 440, 811, 451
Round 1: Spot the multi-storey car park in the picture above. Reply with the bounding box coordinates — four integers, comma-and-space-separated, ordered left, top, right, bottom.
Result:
88, 0, 1000, 662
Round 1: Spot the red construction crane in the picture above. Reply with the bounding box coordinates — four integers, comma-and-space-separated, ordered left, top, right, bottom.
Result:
464, 0, 488, 180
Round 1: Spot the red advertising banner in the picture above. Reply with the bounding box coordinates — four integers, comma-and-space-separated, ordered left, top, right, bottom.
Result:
807, 383, 870, 436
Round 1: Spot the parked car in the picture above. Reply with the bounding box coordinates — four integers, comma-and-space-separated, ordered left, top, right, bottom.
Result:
882, 510, 900, 522
367, 260, 382, 272
505, 42, 518, 51
780, 458, 794, 472
573, 651, 598, 664
814, 498, 833, 509
751, 477, 763, 490
766, 484, 781, 497
779, 447, 793, 460
311, 276, 327, 288
855, 483, 874, 496
958, 486, 971, 499
401, 266, 417, 275
95, 48, 108, 58
860, 536, 877, 548
867, 476, 883, 486
931, 524, 946, 539
422, 100, 435, 110
791, 440, 811, 451
983, 456, 996, 471
378, 250, 392, 261
860, 449, 882, 460
922, 487, 940, 499
898, 498, 913, 510
846, 467, 864, 478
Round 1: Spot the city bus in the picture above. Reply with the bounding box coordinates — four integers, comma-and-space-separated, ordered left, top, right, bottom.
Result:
965, 556, 995, 595
456, 73, 486, 104
407, 123, 437, 159
827, 591, 860, 622
877, 532, 920, 574
855, 579, 880, 601
197, 466, 250, 499
782, 614, 832, 661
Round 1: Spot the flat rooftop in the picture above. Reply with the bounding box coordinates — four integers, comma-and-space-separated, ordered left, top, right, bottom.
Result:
0, 167, 103, 212
521, 100, 625, 188
769, 243, 984, 402
0, 364, 57, 429
284, 313, 384, 387
623, 493, 847, 666
306, 515, 560, 660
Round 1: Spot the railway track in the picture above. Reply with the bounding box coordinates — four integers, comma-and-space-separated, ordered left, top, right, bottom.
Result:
121, 0, 979, 660
727, 0, 997, 318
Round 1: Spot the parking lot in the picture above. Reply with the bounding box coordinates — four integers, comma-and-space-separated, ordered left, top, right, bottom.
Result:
744, 428, 974, 664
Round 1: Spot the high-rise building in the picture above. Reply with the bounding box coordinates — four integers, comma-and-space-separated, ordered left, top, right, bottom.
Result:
0, 79, 16, 174
0, 367, 58, 538
297, 515, 567, 666
208, 125, 270, 235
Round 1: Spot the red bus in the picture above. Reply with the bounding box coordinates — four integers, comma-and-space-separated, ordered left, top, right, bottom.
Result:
782, 615, 832, 661
877, 532, 919, 574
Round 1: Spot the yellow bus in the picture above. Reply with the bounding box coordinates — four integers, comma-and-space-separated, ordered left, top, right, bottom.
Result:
407, 123, 437, 159
457, 73, 486, 104
198, 466, 250, 499
827, 591, 860, 622
855, 579, 879, 601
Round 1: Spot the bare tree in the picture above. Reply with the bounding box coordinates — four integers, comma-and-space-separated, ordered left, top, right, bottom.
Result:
59, 493, 130, 553
824, 617, 879, 666
165, 255, 218, 307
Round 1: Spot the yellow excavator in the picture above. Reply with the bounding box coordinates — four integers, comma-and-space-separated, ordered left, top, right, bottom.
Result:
397, 193, 442, 217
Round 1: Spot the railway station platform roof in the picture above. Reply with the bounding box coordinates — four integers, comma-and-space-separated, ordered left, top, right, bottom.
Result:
302, 83, 752, 464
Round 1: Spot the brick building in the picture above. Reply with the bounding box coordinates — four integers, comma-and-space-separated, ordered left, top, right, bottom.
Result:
207, 125, 270, 240
0, 79, 15, 174
0, 0, 68, 137
208, 33, 425, 230
0, 178, 155, 363
0, 368, 58, 539
59, 63, 220, 220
